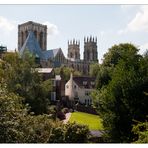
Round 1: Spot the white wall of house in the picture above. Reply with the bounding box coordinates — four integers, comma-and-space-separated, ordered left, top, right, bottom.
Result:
65, 74, 94, 105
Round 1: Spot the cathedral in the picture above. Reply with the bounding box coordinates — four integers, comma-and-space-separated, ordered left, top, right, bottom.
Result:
18, 21, 98, 75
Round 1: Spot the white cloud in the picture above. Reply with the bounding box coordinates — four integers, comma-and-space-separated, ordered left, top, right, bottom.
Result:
118, 6, 148, 34
0, 16, 15, 31
43, 21, 59, 36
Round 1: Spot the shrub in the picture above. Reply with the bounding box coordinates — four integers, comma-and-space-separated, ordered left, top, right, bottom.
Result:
62, 108, 69, 114
57, 111, 66, 120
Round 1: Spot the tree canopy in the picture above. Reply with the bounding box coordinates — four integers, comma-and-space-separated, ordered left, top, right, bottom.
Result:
92, 43, 148, 143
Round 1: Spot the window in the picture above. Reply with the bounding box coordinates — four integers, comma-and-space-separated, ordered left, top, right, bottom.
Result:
66, 85, 69, 89
85, 91, 90, 96
74, 85, 77, 89
52, 80, 56, 86
91, 81, 95, 85
51, 92, 56, 101
74, 91, 78, 97
83, 81, 87, 85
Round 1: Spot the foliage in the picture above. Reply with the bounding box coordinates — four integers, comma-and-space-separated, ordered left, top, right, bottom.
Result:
69, 112, 103, 130
0, 52, 51, 115
132, 120, 148, 143
0, 83, 89, 143
54, 66, 81, 81
64, 122, 89, 143
89, 63, 100, 77
92, 43, 148, 142
102, 43, 139, 67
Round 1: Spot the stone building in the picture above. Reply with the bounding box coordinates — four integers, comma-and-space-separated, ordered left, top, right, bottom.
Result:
18, 21, 98, 75
18, 21, 47, 51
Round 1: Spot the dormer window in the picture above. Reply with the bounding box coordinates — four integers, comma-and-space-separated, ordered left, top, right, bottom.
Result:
91, 81, 95, 85
83, 81, 87, 85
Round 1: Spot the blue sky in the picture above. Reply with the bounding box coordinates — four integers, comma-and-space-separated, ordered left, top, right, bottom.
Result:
0, 5, 148, 62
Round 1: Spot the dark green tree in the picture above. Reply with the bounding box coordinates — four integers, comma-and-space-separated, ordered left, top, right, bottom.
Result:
1, 52, 51, 115
92, 43, 148, 142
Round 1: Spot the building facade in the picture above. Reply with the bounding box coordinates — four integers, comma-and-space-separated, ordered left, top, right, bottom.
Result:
65, 73, 95, 105
18, 21, 98, 75
18, 21, 47, 51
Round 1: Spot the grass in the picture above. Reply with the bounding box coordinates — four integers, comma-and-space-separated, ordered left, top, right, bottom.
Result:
69, 111, 103, 130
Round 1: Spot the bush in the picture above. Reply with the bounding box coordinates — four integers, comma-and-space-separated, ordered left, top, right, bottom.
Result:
64, 122, 89, 143
57, 111, 66, 120
62, 108, 69, 114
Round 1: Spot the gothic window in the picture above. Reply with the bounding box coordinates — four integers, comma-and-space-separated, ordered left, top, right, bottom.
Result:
21, 32, 24, 46
40, 32, 43, 49
75, 52, 77, 59
34, 30, 37, 39
87, 51, 89, 60
77, 65, 79, 71
70, 52, 73, 58
71, 64, 74, 68
25, 30, 28, 39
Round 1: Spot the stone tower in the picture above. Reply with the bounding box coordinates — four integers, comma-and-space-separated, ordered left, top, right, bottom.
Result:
84, 36, 98, 62
18, 21, 47, 51
68, 39, 80, 60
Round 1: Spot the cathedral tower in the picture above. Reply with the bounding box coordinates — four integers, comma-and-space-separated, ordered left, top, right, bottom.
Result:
68, 39, 80, 60
18, 21, 47, 51
84, 36, 98, 62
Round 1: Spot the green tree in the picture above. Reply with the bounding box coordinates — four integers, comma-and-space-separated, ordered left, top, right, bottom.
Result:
102, 43, 139, 67
0, 52, 51, 115
132, 120, 148, 143
55, 66, 81, 81
64, 122, 89, 143
93, 43, 148, 143
89, 63, 100, 77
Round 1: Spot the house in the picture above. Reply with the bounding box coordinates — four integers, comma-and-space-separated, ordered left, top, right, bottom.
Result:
65, 73, 95, 105
36, 68, 55, 80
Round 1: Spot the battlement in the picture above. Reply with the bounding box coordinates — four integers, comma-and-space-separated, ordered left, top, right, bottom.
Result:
68, 39, 80, 46
84, 36, 97, 43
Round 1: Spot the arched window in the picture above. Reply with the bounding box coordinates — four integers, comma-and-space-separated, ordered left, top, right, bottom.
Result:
40, 32, 43, 49
25, 30, 28, 39
34, 30, 37, 39
21, 32, 24, 46
70, 52, 73, 58
75, 52, 77, 59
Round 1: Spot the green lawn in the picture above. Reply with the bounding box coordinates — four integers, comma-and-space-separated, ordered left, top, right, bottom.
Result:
69, 111, 103, 130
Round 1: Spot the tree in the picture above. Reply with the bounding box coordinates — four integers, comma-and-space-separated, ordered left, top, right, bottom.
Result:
102, 43, 139, 67
64, 122, 89, 143
92, 43, 148, 142
55, 66, 81, 81
89, 63, 100, 77
0, 52, 51, 115
132, 120, 148, 143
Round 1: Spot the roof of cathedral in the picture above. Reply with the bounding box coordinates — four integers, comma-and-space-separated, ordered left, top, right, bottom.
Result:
73, 76, 96, 89
19, 31, 61, 61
